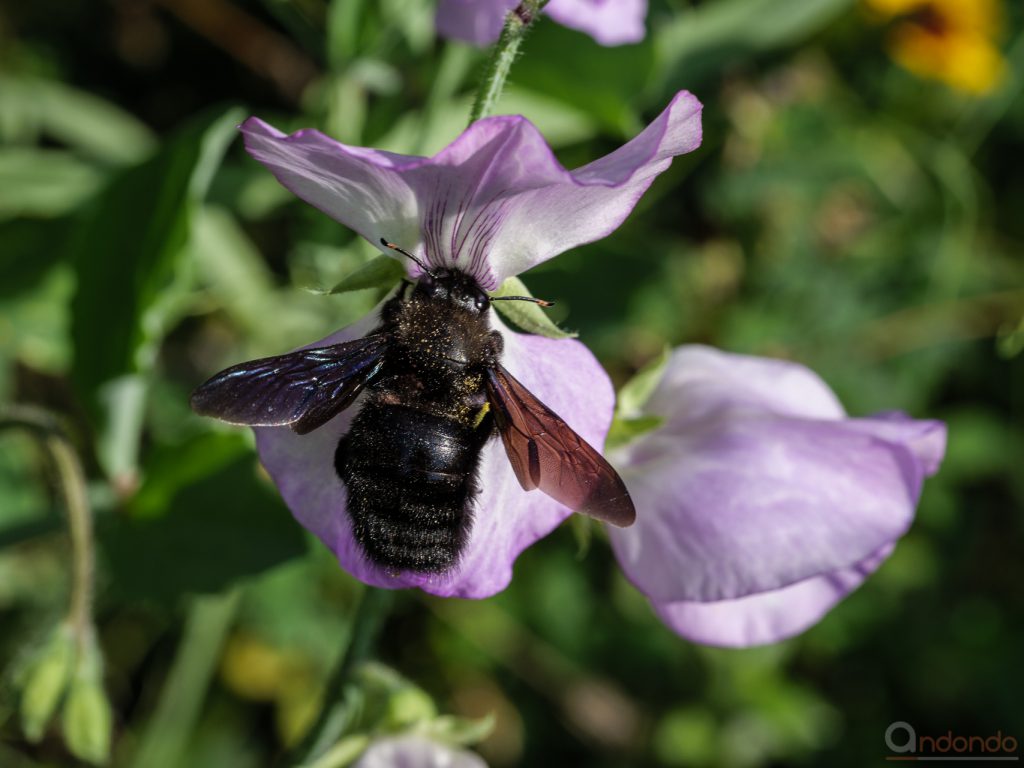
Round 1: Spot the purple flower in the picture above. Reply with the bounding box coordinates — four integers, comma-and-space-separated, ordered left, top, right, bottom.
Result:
238, 92, 703, 598
606, 346, 946, 647
436, 0, 647, 47
354, 735, 487, 768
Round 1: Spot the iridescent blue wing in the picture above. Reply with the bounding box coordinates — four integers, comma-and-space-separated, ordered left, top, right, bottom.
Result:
190, 334, 387, 435
485, 365, 636, 527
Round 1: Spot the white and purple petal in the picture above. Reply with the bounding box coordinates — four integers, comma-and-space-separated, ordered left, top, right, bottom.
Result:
607, 346, 946, 642
546, 0, 647, 46
354, 735, 487, 768
436, 0, 646, 46
436, 0, 516, 46
254, 312, 615, 599
240, 92, 701, 290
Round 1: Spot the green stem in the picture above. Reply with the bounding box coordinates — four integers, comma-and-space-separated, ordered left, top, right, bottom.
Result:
467, 0, 546, 124
0, 405, 95, 650
291, 586, 394, 767
130, 591, 240, 768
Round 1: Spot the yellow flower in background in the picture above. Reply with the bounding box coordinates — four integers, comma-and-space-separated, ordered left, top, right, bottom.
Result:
865, 0, 1006, 94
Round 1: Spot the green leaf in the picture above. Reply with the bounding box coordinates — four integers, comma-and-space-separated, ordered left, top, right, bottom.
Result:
191, 205, 293, 344
0, 260, 75, 377
129, 592, 240, 768
38, 81, 156, 165
0, 76, 156, 165
98, 454, 307, 602
491, 276, 576, 340
654, 0, 855, 93
512, 21, 653, 136
69, 106, 244, 403
0, 431, 54, 532
128, 432, 251, 520
328, 254, 406, 295
326, 0, 365, 70
0, 218, 73, 298
0, 149, 103, 219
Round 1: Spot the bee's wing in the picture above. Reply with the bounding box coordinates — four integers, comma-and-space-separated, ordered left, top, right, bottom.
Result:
191, 334, 387, 435
485, 365, 635, 527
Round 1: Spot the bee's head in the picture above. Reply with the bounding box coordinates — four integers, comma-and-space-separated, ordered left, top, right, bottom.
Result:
379, 238, 552, 316
414, 269, 490, 314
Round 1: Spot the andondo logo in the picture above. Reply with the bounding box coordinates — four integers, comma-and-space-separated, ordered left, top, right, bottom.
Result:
885, 721, 1019, 762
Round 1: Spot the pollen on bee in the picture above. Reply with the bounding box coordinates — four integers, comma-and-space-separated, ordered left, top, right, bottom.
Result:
472, 402, 490, 428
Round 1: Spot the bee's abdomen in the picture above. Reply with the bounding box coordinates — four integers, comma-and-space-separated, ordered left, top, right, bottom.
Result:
335, 401, 488, 573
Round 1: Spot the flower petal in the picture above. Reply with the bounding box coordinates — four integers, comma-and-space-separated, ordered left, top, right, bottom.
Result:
435, 0, 516, 46
355, 735, 487, 768
546, 0, 647, 45
240, 117, 422, 270
841, 411, 947, 476
644, 345, 846, 426
254, 312, 614, 599
484, 91, 701, 284
240, 93, 701, 290
651, 545, 894, 647
608, 345, 946, 604
436, 0, 646, 46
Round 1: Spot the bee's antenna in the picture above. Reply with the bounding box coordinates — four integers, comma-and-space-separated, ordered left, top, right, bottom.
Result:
380, 238, 436, 277
490, 295, 555, 308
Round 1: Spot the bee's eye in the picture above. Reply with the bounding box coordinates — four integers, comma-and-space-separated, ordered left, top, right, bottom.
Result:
474, 293, 489, 312
417, 273, 437, 293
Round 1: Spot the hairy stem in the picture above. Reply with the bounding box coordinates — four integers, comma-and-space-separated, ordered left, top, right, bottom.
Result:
0, 405, 95, 649
467, 0, 547, 124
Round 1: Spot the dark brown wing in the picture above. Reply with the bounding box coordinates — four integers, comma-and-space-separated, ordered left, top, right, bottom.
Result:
485, 365, 635, 527
190, 334, 386, 434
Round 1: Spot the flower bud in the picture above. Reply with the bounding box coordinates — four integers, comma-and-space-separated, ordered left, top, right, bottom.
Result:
383, 686, 437, 731
61, 637, 113, 765
19, 624, 75, 742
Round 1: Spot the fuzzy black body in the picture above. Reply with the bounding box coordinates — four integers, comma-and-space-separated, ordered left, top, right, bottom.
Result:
335, 272, 502, 573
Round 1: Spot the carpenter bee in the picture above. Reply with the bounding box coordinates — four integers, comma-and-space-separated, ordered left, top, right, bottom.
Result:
191, 240, 635, 573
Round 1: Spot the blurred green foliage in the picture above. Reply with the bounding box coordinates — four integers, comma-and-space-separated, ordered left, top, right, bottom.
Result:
1, 0, 1022, 766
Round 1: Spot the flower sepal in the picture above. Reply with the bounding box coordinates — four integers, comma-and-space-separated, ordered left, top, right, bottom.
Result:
490, 276, 576, 340
606, 346, 671, 449
327, 255, 407, 296
615, 345, 670, 419
300, 663, 492, 768
606, 413, 664, 450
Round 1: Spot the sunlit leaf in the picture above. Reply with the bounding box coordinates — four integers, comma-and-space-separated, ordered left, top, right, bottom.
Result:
0, 76, 155, 164
0, 149, 103, 219
99, 455, 306, 601
328, 254, 405, 295
654, 0, 855, 93
69, 107, 244, 402
491, 276, 576, 340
